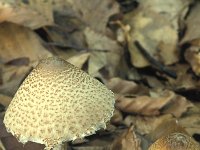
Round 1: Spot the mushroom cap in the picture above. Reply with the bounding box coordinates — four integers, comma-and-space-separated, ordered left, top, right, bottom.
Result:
4, 57, 115, 149
148, 132, 200, 150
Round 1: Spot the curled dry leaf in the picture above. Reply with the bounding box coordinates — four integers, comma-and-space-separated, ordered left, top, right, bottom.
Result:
179, 114, 200, 136
107, 77, 149, 96
185, 47, 200, 75
162, 95, 194, 118
124, 114, 174, 135
0, 0, 53, 29
0, 22, 52, 64
116, 89, 193, 117
111, 125, 142, 150
115, 90, 174, 116
123, 0, 190, 67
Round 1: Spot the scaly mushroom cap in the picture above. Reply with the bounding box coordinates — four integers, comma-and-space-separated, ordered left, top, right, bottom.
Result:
148, 132, 200, 150
4, 57, 115, 149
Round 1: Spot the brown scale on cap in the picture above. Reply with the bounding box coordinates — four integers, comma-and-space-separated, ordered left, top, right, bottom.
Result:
4, 57, 115, 150
148, 132, 200, 150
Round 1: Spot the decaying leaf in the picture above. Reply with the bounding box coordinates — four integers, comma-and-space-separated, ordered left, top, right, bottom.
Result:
181, 2, 200, 44
166, 64, 199, 90
116, 94, 170, 116
0, 0, 199, 149
185, 47, 200, 75
84, 28, 122, 76
124, 114, 174, 135
0, 0, 53, 29
162, 94, 194, 118
66, 0, 119, 33
179, 114, 200, 135
67, 52, 90, 68
111, 109, 123, 125
116, 90, 192, 116
0, 94, 12, 107
148, 119, 188, 142
107, 77, 148, 96
123, 0, 191, 67
0, 65, 31, 96
0, 22, 52, 64
111, 125, 142, 150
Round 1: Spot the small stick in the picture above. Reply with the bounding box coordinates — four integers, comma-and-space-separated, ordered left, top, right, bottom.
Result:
134, 41, 177, 79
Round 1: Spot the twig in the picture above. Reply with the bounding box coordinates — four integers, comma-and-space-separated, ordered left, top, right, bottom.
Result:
134, 41, 177, 78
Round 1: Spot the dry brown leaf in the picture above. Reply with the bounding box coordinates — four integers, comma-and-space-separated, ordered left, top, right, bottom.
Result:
0, 0, 53, 29
179, 114, 200, 136
166, 64, 199, 90
115, 90, 175, 116
185, 47, 200, 75
67, 52, 90, 68
107, 77, 149, 96
148, 119, 188, 142
84, 28, 122, 76
0, 65, 31, 96
181, 2, 200, 44
0, 22, 52, 64
123, 0, 190, 67
162, 95, 194, 118
111, 109, 123, 125
0, 94, 12, 107
143, 75, 165, 89
111, 125, 142, 150
124, 114, 174, 135
66, 0, 119, 33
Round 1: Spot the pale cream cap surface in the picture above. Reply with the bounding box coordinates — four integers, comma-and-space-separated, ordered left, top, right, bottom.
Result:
4, 57, 115, 149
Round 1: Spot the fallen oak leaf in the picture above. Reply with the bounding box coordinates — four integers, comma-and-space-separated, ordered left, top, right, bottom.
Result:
179, 113, 200, 136
123, 114, 174, 135
111, 125, 142, 150
107, 77, 149, 96
0, 22, 52, 64
184, 47, 200, 76
115, 90, 174, 116
0, 0, 53, 29
84, 28, 122, 77
111, 109, 123, 125
67, 52, 90, 69
65, 0, 119, 33
162, 94, 194, 118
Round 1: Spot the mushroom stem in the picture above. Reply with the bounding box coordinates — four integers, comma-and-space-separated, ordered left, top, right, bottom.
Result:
44, 144, 65, 150
52, 144, 65, 150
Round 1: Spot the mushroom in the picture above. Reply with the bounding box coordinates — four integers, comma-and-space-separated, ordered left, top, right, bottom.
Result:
3, 57, 115, 150
148, 132, 200, 150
